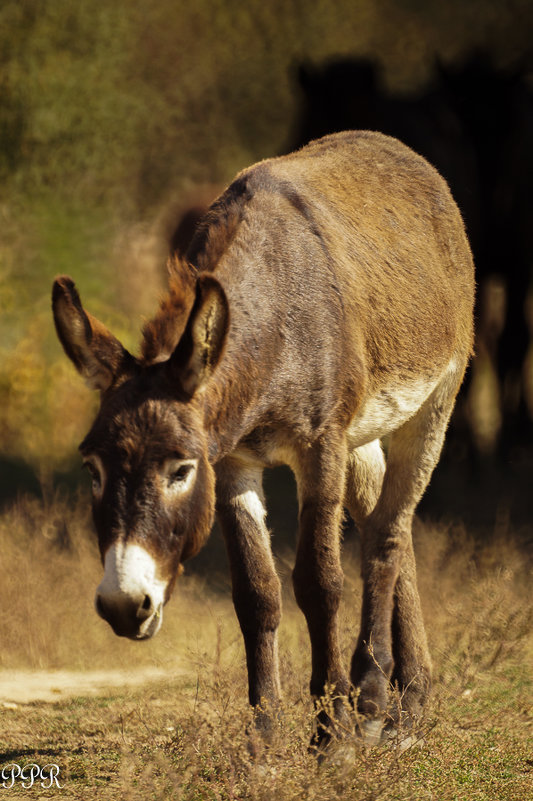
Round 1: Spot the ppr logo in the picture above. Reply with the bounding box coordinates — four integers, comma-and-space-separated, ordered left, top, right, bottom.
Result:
1, 763, 61, 789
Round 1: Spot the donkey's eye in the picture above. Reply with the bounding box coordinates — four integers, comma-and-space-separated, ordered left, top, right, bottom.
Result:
163, 459, 198, 494
86, 463, 99, 482
170, 464, 193, 483
84, 462, 100, 484
83, 456, 104, 496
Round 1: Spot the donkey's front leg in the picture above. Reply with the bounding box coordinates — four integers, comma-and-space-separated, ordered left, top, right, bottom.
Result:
216, 459, 282, 737
292, 434, 350, 746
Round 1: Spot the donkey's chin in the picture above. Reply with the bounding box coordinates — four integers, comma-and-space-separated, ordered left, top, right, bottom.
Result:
134, 604, 164, 641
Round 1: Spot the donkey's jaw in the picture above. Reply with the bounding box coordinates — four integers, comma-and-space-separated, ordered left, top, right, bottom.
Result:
134, 603, 163, 640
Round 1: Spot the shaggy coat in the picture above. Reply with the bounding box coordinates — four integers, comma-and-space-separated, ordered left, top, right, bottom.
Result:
52, 131, 474, 744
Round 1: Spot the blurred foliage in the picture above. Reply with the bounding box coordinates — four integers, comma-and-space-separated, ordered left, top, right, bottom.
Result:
1, 0, 532, 483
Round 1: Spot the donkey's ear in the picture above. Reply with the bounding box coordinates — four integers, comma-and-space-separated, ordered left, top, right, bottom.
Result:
170, 274, 229, 396
52, 276, 133, 392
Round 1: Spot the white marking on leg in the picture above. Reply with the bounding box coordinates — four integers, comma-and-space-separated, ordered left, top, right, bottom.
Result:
220, 460, 272, 550
234, 488, 266, 523
234, 488, 270, 548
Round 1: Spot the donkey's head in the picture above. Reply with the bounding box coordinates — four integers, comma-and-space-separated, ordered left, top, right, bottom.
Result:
52, 265, 229, 640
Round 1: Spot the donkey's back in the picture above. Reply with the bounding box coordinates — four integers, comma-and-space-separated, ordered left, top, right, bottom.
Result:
190, 130, 474, 447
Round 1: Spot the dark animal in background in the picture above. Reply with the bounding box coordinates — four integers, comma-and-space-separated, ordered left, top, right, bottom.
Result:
52, 132, 474, 746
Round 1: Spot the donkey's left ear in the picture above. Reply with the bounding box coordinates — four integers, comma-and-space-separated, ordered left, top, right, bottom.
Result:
171, 274, 229, 396
52, 276, 134, 392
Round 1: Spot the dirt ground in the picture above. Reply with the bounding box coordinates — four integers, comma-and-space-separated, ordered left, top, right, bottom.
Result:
0, 667, 178, 705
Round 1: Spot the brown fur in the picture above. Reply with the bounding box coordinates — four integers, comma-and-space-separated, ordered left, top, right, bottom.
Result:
52, 131, 474, 747
141, 257, 197, 365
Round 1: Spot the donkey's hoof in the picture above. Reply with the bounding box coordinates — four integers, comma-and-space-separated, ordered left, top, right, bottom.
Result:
246, 707, 282, 758
317, 737, 361, 768
380, 725, 426, 751
358, 717, 384, 747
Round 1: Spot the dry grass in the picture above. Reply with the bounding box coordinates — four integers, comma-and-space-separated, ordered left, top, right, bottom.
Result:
0, 494, 531, 799
0, 492, 247, 681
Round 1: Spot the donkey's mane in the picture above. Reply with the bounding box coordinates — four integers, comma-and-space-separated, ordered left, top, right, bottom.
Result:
141, 181, 251, 365
186, 176, 250, 272
140, 257, 197, 365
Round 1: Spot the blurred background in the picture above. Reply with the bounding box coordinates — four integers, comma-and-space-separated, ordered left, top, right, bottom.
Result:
1, 0, 533, 543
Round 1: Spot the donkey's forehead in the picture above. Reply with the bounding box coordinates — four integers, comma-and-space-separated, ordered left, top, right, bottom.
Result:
80, 395, 203, 460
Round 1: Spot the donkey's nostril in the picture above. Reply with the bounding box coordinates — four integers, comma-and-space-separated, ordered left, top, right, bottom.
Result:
137, 594, 153, 619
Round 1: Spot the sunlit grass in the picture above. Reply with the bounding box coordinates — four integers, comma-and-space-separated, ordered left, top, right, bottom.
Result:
0, 495, 531, 799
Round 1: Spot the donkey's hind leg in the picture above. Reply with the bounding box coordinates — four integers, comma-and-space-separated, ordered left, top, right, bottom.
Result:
349, 362, 466, 739
346, 439, 431, 727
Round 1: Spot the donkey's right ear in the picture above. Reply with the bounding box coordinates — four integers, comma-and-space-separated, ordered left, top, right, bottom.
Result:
52, 276, 133, 392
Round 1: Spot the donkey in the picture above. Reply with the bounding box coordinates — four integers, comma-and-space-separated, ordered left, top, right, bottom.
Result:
52, 131, 474, 745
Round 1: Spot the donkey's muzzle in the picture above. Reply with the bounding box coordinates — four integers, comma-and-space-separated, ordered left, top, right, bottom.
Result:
95, 541, 167, 640
95, 591, 163, 640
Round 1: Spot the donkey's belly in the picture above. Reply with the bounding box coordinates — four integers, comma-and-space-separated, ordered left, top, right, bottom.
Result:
346, 373, 441, 449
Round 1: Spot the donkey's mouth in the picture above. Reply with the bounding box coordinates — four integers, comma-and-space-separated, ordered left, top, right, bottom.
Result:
134, 603, 163, 640
95, 593, 164, 640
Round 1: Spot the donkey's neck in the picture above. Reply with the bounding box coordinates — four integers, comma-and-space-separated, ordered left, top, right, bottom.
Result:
197, 270, 284, 463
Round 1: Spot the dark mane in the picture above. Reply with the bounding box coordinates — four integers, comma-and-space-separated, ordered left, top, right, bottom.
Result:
186, 176, 252, 271
140, 257, 196, 365
142, 177, 252, 365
